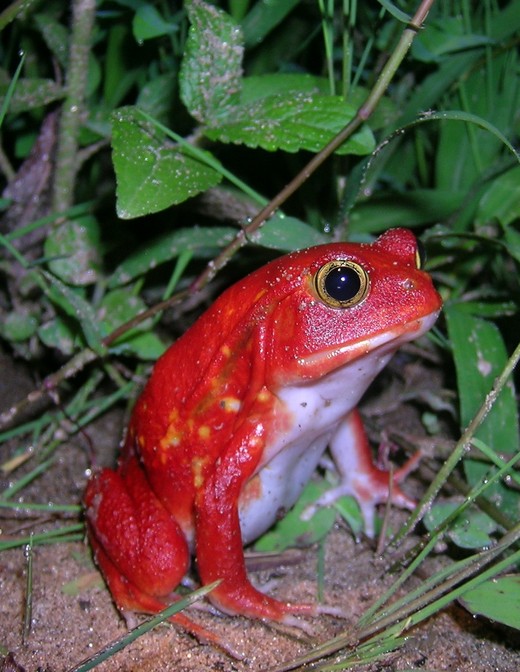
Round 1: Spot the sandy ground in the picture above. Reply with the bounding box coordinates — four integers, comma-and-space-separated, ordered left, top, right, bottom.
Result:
1, 347, 519, 672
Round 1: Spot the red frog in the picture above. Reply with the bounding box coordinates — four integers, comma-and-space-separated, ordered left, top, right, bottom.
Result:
85, 228, 441, 635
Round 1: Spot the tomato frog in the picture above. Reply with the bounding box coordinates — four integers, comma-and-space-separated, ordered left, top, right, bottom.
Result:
85, 228, 441, 643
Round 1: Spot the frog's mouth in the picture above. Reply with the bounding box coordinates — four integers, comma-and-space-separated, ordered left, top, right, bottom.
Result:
301, 309, 441, 376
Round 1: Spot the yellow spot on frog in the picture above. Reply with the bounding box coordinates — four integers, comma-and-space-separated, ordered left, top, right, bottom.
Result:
221, 344, 231, 358
168, 408, 180, 423
192, 456, 208, 489
160, 423, 182, 450
198, 425, 211, 440
256, 389, 271, 404
220, 396, 241, 412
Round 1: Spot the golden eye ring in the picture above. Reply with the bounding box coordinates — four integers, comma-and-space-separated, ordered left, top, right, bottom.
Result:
314, 260, 369, 308
415, 239, 426, 269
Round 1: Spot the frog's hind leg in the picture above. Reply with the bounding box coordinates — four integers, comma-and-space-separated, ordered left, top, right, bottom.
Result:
85, 460, 244, 658
87, 533, 244, 659
85, 458, 189, 597
86, 528, 173, 617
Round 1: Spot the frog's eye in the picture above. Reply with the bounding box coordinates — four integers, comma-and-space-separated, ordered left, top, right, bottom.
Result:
314, 260, 369, 308
415, 239, 426, 269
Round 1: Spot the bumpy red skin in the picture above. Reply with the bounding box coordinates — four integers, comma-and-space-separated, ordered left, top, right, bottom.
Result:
85, 228, 442, 624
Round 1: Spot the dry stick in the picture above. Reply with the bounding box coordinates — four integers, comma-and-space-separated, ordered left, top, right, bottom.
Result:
0, 0, 436, 430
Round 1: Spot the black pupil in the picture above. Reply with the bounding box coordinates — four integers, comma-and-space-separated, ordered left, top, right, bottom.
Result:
324, 266, 361, 302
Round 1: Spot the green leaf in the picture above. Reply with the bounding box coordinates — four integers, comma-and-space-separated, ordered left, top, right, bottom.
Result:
136, 73, 176, 121
180, 0, 243, 123
255, 481, 336, 552
463, 458, 520, 524
350, 190, 465, 234
334, 495, 364, 537
241, 76, 395, 130
432, 63, 520, 192
476, 165, 520, 229
112, 107, 222, 218
242, 0, 300, 47
104, 25, 135, 109
44, 216, 101, 286
460, 575, 520, 630
98, 287, 166, 359
41, 271, 105, 355
424, 503, 497, 550
114, 330, 166, 360
445, 304, 519, 453
414, 18, 494, 63
38, 317, 76, 355
0, 310, 38, 342
504, 227, 520, 264
241, 74, 329, 103
0, 78, 64, 113
205, 93, 374, 155
133, 4, 179, 41
109, 226, 237, 287
34, 13, 70, 68
251, 215, 328, 250
376, 0, 411, 24
0, 0, 34, 30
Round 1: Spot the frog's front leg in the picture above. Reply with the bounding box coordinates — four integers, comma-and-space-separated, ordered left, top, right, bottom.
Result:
307, 409, 419, 537
195, 417, 318, 623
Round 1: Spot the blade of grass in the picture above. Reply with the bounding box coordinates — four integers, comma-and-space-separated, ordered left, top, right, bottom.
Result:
0, 524, 84, 551
393, 338, 520, 542
272, 524, 520, 671
66, 582, 220, 672
0, 51, 25, 126
22, 535, 34, 643
0, 458, 54, 500
0, 501, 81, 513
0, 231, 30, 268
417, 110, 520, 163
360, 447, 520, 626
362, 532, 520, 640
3, 202, 94, 242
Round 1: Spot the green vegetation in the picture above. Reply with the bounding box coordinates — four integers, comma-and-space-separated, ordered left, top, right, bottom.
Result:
1, 0, 519, 669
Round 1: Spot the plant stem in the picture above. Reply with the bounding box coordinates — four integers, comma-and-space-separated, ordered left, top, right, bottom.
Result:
51, 0, 96, 214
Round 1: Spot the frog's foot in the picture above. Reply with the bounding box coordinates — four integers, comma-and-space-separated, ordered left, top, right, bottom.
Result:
312, 409, 422, 537
280, 603, 347, 633
302, 456, 418, 538
267, 598, 346, 631
203, 573, 347, 634
89, 536, 245, 660
243, 572, 347, 627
